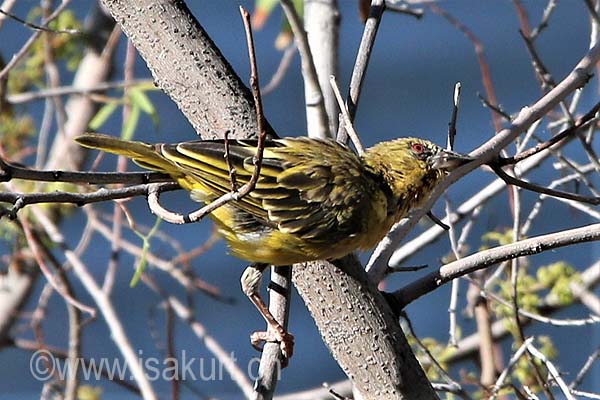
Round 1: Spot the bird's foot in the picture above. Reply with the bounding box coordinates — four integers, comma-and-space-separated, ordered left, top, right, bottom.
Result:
250, 328, 294, 365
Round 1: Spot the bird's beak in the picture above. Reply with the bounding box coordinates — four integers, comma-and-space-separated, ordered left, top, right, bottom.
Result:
430, 149, 473, 171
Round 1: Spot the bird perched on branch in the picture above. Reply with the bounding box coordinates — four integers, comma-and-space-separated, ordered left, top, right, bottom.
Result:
76, 133, 471, 360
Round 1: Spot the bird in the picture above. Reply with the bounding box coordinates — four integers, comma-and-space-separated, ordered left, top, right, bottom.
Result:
75, 133, 471, 360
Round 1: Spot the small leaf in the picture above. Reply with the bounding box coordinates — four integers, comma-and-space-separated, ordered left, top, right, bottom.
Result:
88, 101, 118, 130
121, 105, 141, 141
129, 87, 155, 115
129, 88, 159, 128
130, 218, 161, 287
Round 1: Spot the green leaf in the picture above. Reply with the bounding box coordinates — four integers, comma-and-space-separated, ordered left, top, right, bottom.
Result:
129, 88, 159, 128
88, 102, 119, 131
129, 87, 154, 115
121, 105, 141, 141
129, 217, 162, 287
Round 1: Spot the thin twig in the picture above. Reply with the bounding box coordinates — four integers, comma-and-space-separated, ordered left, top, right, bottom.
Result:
261, 43, 297, 96
279, 0, 329, 139
490, 337, 534, 398
499, 98, 600, 166
0, 156, 170, 184
240, 7, 292, 399
329, 75, 364, 155
526, 342, 575, 400
337, 0, 385, 143
444, 198, 460, 347
477, 92, 511, 122
0, 7, 81, 34
530, 0, 557, 40
393, 223, 600, 307
490, 163, 600, 205
0, 182, 180, 219
7, 78, 152, 104
18, 217, 95, 316
570, 347, 600, 389
0, 0, 73, 80
402, 312, 469, 399
427, 210, 450, 231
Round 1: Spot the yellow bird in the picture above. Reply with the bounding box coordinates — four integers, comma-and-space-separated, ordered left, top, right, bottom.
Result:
76, 133, 470, 359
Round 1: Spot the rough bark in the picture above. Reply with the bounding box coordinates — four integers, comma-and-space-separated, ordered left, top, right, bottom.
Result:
294, 256, 436, 399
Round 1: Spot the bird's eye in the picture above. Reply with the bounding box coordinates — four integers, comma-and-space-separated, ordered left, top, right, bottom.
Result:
411, 143, 425, 154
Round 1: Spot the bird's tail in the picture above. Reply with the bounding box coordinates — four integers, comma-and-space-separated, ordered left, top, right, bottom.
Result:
75, 133, 184, 179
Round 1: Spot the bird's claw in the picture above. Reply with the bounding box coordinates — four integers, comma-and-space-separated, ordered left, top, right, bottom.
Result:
250, 329, 295, 364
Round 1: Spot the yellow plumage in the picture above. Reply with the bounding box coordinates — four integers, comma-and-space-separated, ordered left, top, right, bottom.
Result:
75, 133, 469, 265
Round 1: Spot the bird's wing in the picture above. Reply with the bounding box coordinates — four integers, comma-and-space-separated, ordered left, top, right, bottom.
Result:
161, 137, 379, 241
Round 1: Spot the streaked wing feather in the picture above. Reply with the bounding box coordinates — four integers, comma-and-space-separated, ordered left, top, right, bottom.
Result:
161, 137, 375, 242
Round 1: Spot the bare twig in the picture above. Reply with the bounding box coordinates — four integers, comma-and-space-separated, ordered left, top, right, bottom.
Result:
570, 347, 600, 390
427, 210, 450, 231
393, 223, 600, 307
498, 100, 600, 166
0, 182, 180, 219
337, 0, 384, 144
329, 75, 364, 155
7, 78, 152, 104
477, 92, 511, 122
526, 342, 575, 400
402, 313, 468, 399
444, 198, 460, 347
261, 43, 297, 96
0, 0, 73, 80
0, 7, 81, 34
0, 156, 170, 184
530, 0, 557, 40
477, 285, 600, 327
32, 208, 158, 400
491, 163, 600, 205
19, 217, 95, 316
490, 337, 534, 398
279, 0, 329, 139
240, 7, 292, 399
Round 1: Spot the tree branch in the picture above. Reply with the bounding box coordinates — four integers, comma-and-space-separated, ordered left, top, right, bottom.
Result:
392, 223, 600, 308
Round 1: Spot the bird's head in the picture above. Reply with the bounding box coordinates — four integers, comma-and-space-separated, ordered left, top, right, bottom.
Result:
364, 137, 472, 212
